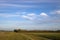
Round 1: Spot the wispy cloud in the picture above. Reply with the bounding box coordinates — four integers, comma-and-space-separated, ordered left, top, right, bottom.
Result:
0, 10, 60, 23
21, 12, 49, 21
21, 10, 60, 23
0, 10, 60, 30
0, 0, 60, 30
0, 13, 20, 18
21, 13, 36, 20
0, 3, 39, 8
0, 0, 60, 3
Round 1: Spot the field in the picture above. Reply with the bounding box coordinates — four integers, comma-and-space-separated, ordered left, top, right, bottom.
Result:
0, 32, 60, 40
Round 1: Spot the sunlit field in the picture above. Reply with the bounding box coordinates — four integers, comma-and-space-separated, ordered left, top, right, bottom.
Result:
0, 32, 60, 40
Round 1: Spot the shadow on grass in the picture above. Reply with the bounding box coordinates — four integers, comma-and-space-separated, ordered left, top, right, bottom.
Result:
37, 35, 60, 40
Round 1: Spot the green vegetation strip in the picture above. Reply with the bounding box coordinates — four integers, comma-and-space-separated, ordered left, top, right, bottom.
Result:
25, 33, 49, 40
29, 33, 60, 40
37, 35, 60, 40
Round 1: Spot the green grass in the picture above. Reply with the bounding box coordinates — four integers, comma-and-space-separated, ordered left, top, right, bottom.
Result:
26, 33, 60, 40
0, 32, 60, 40
0, 32, 31, 40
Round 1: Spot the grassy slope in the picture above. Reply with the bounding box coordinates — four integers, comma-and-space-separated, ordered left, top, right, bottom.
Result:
0, 32, 60, 40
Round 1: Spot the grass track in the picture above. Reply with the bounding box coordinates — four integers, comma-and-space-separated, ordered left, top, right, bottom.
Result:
0, 32, 60, 40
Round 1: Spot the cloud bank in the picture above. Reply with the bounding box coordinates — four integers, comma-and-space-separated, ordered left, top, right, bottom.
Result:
0, 10, 60, 23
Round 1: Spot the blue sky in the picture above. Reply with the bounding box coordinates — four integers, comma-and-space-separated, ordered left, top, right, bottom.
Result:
0, 0, 60, 30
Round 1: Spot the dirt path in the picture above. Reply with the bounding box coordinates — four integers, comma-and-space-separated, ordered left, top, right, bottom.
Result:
20, 33, 51, 40
20, 33, 34, 40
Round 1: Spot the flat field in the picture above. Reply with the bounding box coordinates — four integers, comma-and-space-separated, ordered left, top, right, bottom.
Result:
0, 32, 60, 40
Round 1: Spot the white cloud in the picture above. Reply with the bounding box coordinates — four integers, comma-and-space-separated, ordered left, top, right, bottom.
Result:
22, 15, 34, 20
21, 12, 49, 21
40, 12, 48, 17
21, 13, 37, 20
51, 10, 60, 14
55, 10, 60, 14
27, 13, 36, 17
0, 11, 60, 23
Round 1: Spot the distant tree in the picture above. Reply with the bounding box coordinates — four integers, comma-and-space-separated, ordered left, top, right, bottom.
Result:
14, 29, 18, 32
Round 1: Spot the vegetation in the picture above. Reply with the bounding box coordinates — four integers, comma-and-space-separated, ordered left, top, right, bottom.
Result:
0, 29, 60, 40
14, 29, 60, 33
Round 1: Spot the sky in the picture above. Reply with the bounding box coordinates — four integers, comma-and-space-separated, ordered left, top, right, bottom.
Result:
0, 0, 60, 30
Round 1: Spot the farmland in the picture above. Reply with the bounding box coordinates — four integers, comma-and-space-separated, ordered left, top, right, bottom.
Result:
0, 31, 60, 40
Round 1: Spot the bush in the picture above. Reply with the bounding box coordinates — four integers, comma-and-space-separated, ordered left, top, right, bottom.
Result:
14, 29, 18, 32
